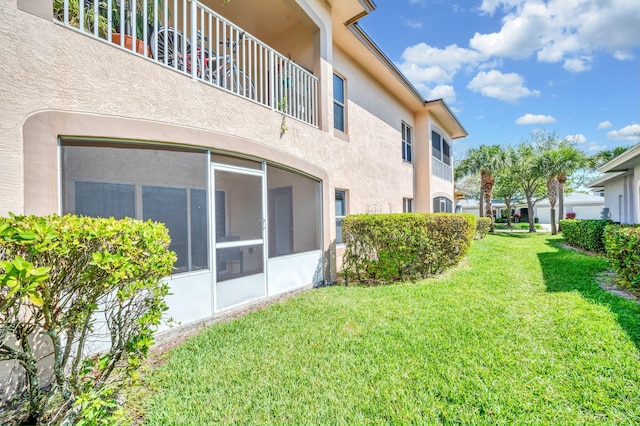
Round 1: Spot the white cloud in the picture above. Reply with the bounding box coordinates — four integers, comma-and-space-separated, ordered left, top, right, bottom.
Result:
404, 19, 422, 29
563, 57, 592, 72
425, 85, 457, 104
395, 0, 640, 104
565, 134, 587, 144
607, 124, 640, 141
515, 113, 557, 125
398, 43, 486, 92
478, 0, 523, 15
614, 51, 634, 60
473, 0, 640, 63
400, 43, 484, 74
597, 121, 612, 130
399, 63, 452, 86
470, 2, 549, 59
467, 70, 540, 103
587, 142, 608, 152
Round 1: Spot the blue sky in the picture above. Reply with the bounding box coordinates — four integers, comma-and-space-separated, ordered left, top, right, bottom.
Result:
358, 0, 640, 159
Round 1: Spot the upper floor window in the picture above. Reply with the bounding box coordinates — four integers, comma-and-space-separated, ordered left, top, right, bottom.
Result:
433, 196, 453, 213
333, 73, 346, 132
335, 189, 348, 244
432, 131, 451, 166
402, 122, 413, 163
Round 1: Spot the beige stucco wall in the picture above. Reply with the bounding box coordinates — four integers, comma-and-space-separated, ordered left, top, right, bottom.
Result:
331, 45, 415, 215
2, 0, 430, 247
429, 117, 455, 209
2, 0, 464, 411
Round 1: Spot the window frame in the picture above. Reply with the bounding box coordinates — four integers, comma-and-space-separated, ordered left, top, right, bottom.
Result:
403, 197, 413, 213
433, 196, 453, 213
335, 189, 348, 245
402, 122, 413, 163
333, 72, 347, 134
431, 129, 451, 166
61, 142, 209, 274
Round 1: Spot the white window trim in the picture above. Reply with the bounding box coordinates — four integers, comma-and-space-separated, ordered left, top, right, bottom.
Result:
333, 72, 347, 135
335, 189, 348, 245
402, 122, 413, 164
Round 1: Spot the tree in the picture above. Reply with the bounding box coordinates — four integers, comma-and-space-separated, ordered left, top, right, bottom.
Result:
588, 145, 631, 169
536, 133, 588, 233
456, 145, 508, 232
493, 147, 521, 228
512, 141, 546, 232
554, 146, 587, 228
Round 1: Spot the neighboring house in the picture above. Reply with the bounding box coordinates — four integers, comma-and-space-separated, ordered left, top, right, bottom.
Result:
456, 193, 604, 224
587, 143, 640, 224
534, 193, 605, 224
1, 1, 467, 326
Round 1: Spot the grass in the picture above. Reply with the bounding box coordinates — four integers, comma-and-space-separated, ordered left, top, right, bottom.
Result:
129, 233, 640, 425
494, 222, 542, 230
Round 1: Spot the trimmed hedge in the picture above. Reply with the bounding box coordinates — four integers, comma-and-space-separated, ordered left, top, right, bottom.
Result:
342, 213, 476, 285
0, 214, 175, 425
476, 217, 492, 240
559, 219, 612, 253
604, 225, 640, 289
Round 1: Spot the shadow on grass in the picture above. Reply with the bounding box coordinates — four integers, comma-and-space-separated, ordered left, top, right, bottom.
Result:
538, 238, 640, 350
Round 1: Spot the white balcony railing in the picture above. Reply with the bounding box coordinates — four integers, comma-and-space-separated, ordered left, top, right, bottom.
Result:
432, 156, 452, 182
53, 0, 319, 127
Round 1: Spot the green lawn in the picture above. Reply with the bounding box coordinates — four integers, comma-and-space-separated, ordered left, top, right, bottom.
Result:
494, 222, 542, 230
130, 233, 640, 425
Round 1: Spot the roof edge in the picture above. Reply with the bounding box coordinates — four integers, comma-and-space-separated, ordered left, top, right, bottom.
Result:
424, 99, 468, 139
586, 171, 628, 188
345, 24, 468, 139
346, 22, 426, 105
598, 142, 640, 172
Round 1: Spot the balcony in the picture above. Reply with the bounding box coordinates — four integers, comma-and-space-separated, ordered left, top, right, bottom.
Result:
432, 157, 452, 182
53, 0, 319, 127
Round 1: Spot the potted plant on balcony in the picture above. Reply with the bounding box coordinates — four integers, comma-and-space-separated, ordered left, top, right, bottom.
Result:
111, 0, 164, 57
53, 0, 110, 38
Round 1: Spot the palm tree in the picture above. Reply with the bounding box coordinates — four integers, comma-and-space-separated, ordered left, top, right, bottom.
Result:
536, 149, 558, 234
456, 145, 508, 232
588, 146, 630, 169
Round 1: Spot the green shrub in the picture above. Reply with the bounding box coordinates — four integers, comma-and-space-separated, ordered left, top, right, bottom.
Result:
560, 219, 612, 253
604, 225, 640, 289
475, 217, 492, 239
342, 213, 476, 285
0, 214, 175, 425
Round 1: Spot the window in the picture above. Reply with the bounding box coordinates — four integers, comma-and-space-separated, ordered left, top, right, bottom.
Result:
403, 198, 413, 213
433, 196, 453, 213
333, 73, 346, 132
431, 130, 451, 166
431, 130, 453, 182
402, 122, 413, 163
335, 190, 347, 244
267, 165, 322, 258
61, 143, 208, 273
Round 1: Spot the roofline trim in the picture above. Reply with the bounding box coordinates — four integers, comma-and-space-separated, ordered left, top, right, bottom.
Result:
425, 99, 468, 138
345, 23, 468, 138
346, 22, 426, 105
586, 170, 628, 188
598, 143, 640, 172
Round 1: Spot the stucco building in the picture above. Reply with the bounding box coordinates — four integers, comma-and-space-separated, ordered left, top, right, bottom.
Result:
587, 143, 640, 224
2, 0, 467, 325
